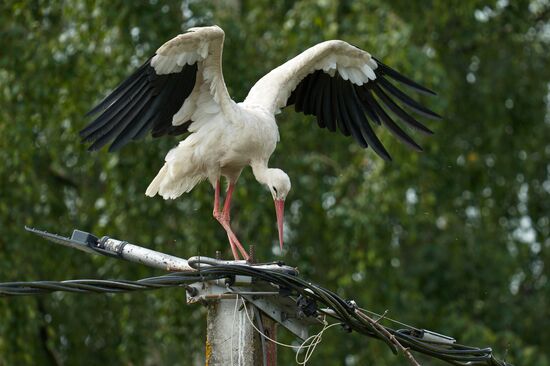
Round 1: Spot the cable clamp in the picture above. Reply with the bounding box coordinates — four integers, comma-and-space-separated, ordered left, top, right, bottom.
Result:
409, 329, 456, 344
297, 295, 318, 318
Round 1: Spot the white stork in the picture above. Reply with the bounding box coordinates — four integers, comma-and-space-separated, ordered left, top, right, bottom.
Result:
80, 25, 441, 260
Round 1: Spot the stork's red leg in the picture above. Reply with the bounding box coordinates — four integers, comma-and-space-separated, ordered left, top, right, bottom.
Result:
220, 183, 250, 260
214, 180, 239, 260
222, 182, 235, 218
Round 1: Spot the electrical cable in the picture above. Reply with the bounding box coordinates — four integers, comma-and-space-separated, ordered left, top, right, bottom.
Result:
0, 262, 512, 366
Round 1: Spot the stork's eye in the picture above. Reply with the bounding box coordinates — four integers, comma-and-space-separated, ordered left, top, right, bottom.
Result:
273, 187, 278, 194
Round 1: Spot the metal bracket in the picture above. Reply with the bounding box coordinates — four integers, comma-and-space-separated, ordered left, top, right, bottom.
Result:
186, 280, 315, 340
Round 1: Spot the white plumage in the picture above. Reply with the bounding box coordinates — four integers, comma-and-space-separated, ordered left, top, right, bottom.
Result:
81, 25, 440, 260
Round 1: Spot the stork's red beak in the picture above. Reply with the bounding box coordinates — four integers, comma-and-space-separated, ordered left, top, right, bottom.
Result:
274, 199, 285, 250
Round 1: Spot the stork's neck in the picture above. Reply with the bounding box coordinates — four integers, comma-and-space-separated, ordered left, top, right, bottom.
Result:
251, 161, 270, 185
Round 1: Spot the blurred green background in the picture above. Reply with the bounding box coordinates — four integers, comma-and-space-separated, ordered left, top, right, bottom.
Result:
1, 0, 548, 365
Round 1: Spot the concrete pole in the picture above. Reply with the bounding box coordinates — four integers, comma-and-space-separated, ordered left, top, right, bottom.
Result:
206, 297, 268, 366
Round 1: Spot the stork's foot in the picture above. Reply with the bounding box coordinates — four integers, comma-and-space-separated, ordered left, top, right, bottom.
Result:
214, 212, 250, 261
225, 233, 240, 260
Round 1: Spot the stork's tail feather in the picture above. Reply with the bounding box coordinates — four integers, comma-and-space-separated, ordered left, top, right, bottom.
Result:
146, 164, 203, 199
145, 164, 168, 197
160, 175, 203, 199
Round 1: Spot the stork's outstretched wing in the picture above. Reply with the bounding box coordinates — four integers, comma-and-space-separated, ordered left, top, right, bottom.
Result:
244, 40, 441, 160
81, 26, 234, 152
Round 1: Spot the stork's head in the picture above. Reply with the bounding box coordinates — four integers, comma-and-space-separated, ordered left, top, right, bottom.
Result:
265, 169, 291, 250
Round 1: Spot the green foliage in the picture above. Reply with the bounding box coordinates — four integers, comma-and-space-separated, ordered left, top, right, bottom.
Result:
1, 0, 548, 364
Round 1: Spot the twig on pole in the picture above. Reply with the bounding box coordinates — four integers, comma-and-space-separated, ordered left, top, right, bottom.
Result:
354, 309, 420, 366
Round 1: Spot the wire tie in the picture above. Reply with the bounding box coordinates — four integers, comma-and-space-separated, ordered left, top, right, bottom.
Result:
347, 299, 358, 311
116, 241, 128, 257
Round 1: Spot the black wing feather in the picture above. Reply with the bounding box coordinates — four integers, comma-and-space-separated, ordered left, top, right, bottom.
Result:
361, 88, 423, 152
85, 59, 151, 117
83, 81, 151, 143
348, 85, 391, 160
371, 84, 433, 135
132, 116, 156, 141
294, 74, 312, 113
285, 57, 440, 160
301, 71, 319, 115
331, 77, 351, 136
314, 74, 330, 129
151, 64, 197, 137
109, 75, 185, 151
151, 76, 187, 137
81, 57, 198, 152
89, 88, 155, 151
373, 57, 436, 95
377, 76, 442, 119
355, 86, 381, 125
321, 74, 336, 132
167, 121, 193, 136
336, 78, 367, 147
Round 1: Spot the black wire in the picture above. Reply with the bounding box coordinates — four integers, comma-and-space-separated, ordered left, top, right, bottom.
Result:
0, 264, 511, 366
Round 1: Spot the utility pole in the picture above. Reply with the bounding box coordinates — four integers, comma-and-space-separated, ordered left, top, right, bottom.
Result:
187, 250, 295, 366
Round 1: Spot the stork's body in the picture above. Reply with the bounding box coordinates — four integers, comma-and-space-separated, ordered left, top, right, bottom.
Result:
146, 103, 279, 199
81, 26, 441, 260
